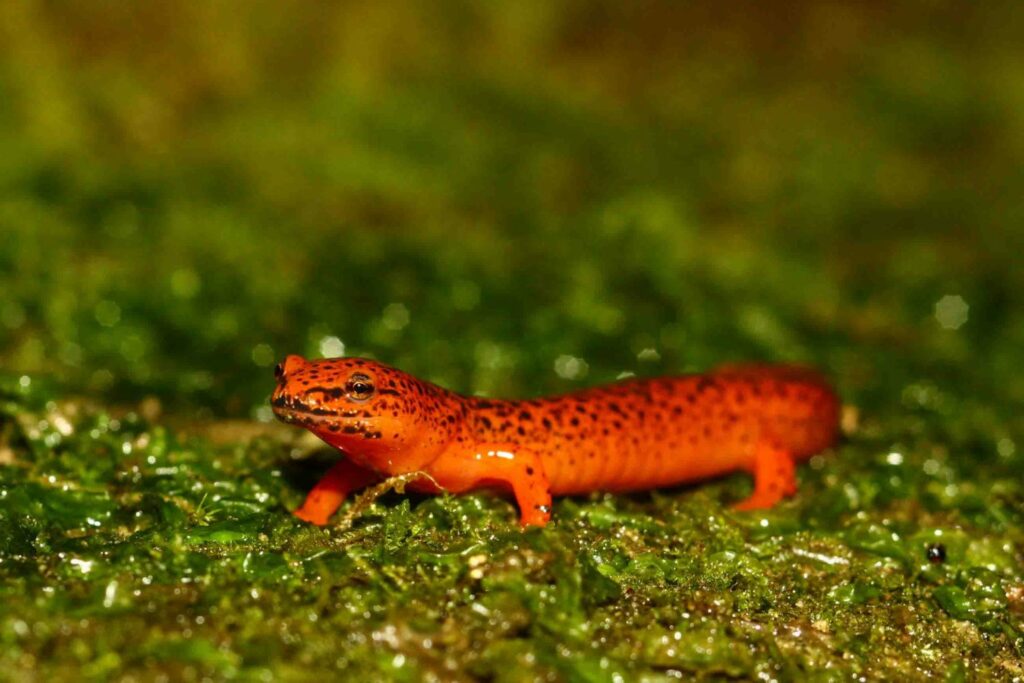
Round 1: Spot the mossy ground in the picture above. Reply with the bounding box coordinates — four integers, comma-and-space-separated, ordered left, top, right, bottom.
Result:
1, 3, 1023, 681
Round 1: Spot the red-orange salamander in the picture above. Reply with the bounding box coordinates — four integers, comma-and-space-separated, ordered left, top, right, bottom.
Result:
271, 355, 840, 527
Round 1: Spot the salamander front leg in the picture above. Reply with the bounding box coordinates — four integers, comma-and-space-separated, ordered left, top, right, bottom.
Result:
427, 442, 553, 527
734, 442, 797, 511
294, 458, 380, 525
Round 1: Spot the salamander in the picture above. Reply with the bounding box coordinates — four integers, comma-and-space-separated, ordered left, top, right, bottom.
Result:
270, 355, 840, 526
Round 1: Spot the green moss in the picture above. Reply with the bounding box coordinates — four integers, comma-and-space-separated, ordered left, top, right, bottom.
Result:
2, 372, 1021, 678
2, 2, 1024, 679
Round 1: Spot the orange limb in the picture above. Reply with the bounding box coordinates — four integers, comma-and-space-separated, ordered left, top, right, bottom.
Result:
294, 458, 379, 525
427, 442, 552, 527
733, 442, 797, 511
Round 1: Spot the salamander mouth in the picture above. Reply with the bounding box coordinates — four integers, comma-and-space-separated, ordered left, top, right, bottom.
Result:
271, 395, 337, 419
271, 398, 382, 439
271, 394, 370, 417
273, 406, 334, 424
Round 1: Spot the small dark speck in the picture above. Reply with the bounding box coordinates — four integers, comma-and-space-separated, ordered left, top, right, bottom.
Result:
926, 543, 946, 564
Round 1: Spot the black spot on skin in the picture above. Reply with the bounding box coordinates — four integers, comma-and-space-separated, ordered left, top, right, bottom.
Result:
307, 407, 336, 416
526, 467, 534, 475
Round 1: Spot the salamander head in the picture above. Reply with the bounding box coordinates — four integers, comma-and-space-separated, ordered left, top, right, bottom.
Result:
271, 355, 460, 473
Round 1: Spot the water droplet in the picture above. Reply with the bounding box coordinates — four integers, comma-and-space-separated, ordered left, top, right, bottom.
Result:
103, 580, 118, 608
934, 295, 968, 330
318, 336, 345, 358
637, 348, 661, 362
69, 558, 94, 574
554, 355, 588, 380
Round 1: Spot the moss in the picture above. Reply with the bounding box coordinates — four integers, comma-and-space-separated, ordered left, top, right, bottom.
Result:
2, 2, 1024, 679
2, 375, 1022, 679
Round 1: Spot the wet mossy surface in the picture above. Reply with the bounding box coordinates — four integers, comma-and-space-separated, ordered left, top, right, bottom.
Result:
2, 3, 1024, 680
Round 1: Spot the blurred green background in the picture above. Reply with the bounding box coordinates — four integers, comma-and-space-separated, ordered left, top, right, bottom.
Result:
3, 0, 1022, 413
1, 2, 1023, 680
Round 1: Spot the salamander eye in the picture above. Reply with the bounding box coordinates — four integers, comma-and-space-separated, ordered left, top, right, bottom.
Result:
345, 373, 375, 402
274, 363, 284, 381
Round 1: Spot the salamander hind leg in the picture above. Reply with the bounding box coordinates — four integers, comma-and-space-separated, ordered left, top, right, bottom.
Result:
426, 442, 553, 527
294, 459, 379, 525
733, 442, 797, 511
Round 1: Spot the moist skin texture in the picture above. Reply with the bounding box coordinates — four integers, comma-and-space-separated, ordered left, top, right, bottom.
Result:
271, 355, 840, 526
